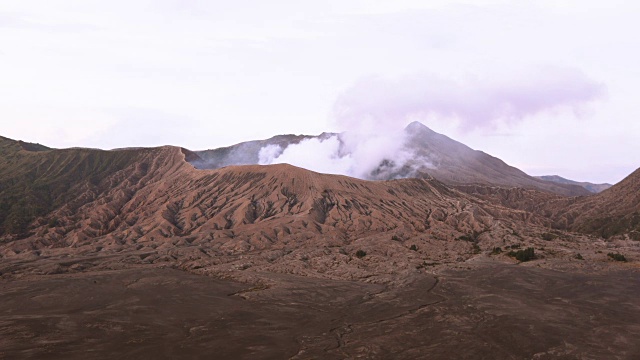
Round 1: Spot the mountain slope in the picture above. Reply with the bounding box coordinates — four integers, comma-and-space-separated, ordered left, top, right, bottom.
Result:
1, 136, 638, 360
402, 122, 590, 196
1, 145, 538, 249
555, 167, 640, 238
192, 133, 335, 169
0, 139, 569, 281
0, 136, 151, 237
534, 175, 612, 193
189, 122, 590, 196
458, 168, 640, 239
1, 134, 638, 286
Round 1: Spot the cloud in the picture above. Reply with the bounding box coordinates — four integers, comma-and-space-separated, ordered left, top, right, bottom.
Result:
332, 66, 606, 132
257, 66, 604, 180
0, 11, 99, 32
259, 136, 353, 176
256, 128, 425, 180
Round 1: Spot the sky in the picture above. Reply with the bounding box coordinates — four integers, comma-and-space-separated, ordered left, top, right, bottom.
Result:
1, 0, 639, 184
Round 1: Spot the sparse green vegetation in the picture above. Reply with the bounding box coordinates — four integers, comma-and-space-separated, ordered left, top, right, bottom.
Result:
48, 217, 58, 228
607, 252, 627, 262
409, 244, 418, 251
457, 230, 485, 243
457, 234, 474, 242
507, 247, 535, 262
541, 232, 557, 241
472, 243, 481, 254
491, 247, 502, 255
574, 253, 584, 260
355, 250, 367, 258
578, 212, 640, 239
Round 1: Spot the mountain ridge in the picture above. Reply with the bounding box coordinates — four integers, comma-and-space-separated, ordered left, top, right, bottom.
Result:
1, 141, 567, 286
534, 175, 612, 193
1, 132, 637, 249
555, 167, 640, 238
401, 122, 590, 196
190, 122, 591, 196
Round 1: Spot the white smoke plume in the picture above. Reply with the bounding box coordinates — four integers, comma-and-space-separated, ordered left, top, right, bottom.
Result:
256, 124, 424, 180
255, 67, 604, 180
259, 137, 351, 176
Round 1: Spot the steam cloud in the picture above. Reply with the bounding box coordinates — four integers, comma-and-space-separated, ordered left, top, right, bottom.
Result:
258, 130, 418, 179
257, 67, 605, 179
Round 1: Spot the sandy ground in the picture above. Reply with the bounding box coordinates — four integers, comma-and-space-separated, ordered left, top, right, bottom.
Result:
1, 258, 639, 359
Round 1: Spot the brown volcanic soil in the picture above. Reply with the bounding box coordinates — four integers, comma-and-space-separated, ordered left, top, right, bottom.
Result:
4, 145, 625, 289
1, 139, 640, 358
457, 168, 640, 240
1, 145, 558, 283
1, 260, 639, 359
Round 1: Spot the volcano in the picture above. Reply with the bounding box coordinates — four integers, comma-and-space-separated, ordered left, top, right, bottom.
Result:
191, 122, 590, 196
0, 132, 639, 359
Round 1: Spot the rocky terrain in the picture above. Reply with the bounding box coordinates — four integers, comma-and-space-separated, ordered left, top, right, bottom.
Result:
554, 167, 640, 238
1, 134, 639, 359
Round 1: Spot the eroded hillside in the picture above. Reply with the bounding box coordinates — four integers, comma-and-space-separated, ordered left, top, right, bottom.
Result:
1, 137, 636, 285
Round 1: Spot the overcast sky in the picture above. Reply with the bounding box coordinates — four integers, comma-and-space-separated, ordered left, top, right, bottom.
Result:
1, 0, 638, 184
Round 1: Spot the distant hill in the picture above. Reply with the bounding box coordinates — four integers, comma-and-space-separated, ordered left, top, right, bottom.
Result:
191, 122, 590, 196
534, 175, 612, 193
192, 134, 318, 169
400, 122, 589, 196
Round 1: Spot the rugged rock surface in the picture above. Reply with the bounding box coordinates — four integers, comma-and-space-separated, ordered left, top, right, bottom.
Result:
554, 167, 640, 238
0, 135, 145, 237
457, 168, 640, 240
0, 140, 556, 283
1, 135, 638, 279
1, 134, 639, 359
